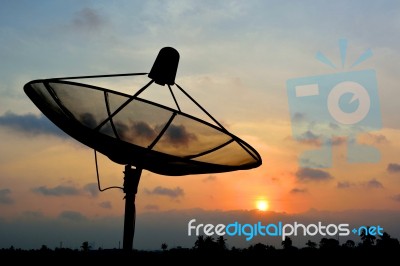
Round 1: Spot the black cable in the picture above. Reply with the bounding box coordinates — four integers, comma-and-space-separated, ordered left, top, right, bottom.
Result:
94, 150, 123, 192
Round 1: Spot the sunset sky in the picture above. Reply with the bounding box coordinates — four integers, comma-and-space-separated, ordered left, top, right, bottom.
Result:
1, 0, 400, 250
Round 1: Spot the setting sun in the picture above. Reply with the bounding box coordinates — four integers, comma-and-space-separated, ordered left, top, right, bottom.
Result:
256, 200, 269, 211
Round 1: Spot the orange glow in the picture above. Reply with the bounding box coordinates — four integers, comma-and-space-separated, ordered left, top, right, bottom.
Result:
256, 199, 269, 211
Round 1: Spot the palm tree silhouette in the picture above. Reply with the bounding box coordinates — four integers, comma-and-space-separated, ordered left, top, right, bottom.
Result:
376, 232, 400, 249
194, 235, 205, 250
305, 240, 317, 249
281, 236, 293, 250
343, 239, 355, 249
80, 241, 91, 252
360, 226, 376, 247
319, 238, 339, 249
216, 236, 227, 250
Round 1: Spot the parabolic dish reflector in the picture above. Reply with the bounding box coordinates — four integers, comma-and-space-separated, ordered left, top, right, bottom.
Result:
24, 46, 262, 176
24, 79, 261, 176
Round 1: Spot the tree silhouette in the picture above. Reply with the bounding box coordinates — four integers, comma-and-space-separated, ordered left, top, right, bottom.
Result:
194, 235, 205, 250
281, 236, 293, 250
376, 232, 400, 249
80, 241, 91, 252
319, 238, 339, 249
193, 235, 220, 251
161, 242, 168, 251
249, 243, 267, 253
360, 227, 376, 247
216, 236, 227, 251
204, 236, 217, 250
305, 240, 317, 249
40, 245, 50, 251
343, 240, 355, 249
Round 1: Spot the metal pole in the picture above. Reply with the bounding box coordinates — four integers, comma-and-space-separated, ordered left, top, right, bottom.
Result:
122, 165, 142, 251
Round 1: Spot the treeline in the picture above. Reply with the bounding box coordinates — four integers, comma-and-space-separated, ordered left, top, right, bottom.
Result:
185, 230, 400, 253
1, 230, 399, 262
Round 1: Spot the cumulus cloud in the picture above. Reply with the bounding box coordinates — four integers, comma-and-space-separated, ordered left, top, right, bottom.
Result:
295, 168, 333, 182
331, 136, 346, 146
144, 186, 184, 199
365, 178, 383, 189
32, 185, 81, 196
337, 180, 383, 190
295, 130, 321, 146
32, 183, 104, 198
0, 188, 14, 204
290, 188, 308, 194
159, 124, 197, 147
70, 7, 108, 33
133, 122, 157, 139
99, 201, 112, 209
337, 181, 355, 189
387, 163, 400, 173
83, 183, 99, 197
364, 133, 389, 144
202, 175, 217, 182
0, 112, 67, 138
291, 112, 306, 123
392, 194, 400, 202
59, 211, 87, 222
79, 113, 97, 128
144, 204, 159, 211
112, 119, 198, 148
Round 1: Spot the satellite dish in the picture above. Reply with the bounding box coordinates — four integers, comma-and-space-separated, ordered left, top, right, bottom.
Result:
23, 47, 262, 250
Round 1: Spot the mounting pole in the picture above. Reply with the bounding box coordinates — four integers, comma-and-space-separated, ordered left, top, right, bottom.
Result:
122, 165, 142, 251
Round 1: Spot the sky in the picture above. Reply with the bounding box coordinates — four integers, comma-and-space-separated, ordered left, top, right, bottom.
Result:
1, 0, 400, 251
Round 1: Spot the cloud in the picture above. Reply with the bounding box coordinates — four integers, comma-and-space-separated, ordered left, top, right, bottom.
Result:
113, 120, 156, 143
291, 112, 306, 123
32, 183, 102, 198
337, 181, 355, 189
0, 112, 67, 138
370, 134, 388, 144
203, 175, 217, 182
295, 130, 321, 146
132, 121, 157, 140
79, 113, 97, 128
364, 133, 389, 144
392, 194, 400, 202
290, 188, 308, 194
337, 180, 383, 190
22, 211, 44, 219
159, 124, 198, 147
32, 185, 81, 196
59, 211, 87, 222
329, 123, 340, 130
144, 186, 184, 199
387, 163, 400, 173
99, 201, 112, 209
144, 204, 159, 211
109, 120, 197, 148
83, 183, 99, 197
70, 7, 108, 33
115, 120, 156, 141
365, 178, 383, 189
331, 136, 346, 146
295, 168, 333, 182
0, 188, 14, 205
